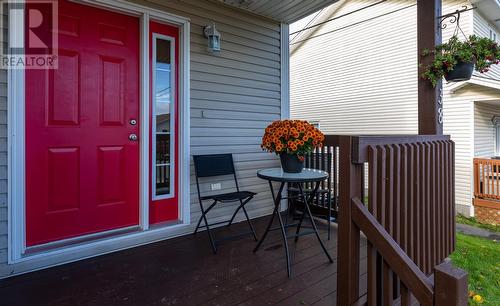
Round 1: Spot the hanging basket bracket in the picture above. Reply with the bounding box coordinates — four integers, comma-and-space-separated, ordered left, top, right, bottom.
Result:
437, 5, 476, 30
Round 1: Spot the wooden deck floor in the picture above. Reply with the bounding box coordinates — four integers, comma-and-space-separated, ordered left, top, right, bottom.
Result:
0, 216, 367, 306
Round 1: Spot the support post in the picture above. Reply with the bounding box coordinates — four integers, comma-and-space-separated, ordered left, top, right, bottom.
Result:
337, 136, 363, 306
417, 0, 443, 135
434, 260, 468, 306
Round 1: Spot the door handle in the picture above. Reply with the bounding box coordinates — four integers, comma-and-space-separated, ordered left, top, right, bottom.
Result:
129, 134, 138, 141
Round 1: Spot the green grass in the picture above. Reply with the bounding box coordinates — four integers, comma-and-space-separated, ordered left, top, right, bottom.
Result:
451, 233, 500, 305
456, 215, 500, 233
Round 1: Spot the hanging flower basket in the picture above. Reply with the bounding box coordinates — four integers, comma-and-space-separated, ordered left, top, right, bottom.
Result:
422, 35, 500, 87
261, 120, 324, 173
444, 60, 474, 82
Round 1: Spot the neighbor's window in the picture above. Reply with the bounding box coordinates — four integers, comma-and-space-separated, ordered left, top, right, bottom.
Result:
152, 35, 175, 198
490, 27, 498, 42
493, 116, 500, 156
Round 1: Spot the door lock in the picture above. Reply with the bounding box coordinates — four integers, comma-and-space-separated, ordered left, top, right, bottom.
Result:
129, 134, 138, 141
129, 119, 137, 126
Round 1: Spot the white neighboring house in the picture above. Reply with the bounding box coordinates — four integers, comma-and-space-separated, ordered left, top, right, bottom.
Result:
290, 0, 500, 217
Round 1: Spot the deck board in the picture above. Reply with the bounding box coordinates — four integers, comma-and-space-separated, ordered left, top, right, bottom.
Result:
0, 216, 367, 306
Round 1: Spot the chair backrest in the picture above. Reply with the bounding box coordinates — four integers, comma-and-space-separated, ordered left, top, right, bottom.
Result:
193, 154, 236, 178
193, 154, 239, 197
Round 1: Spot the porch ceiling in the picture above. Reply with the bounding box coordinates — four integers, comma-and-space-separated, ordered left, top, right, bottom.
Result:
212, 0, 340, 23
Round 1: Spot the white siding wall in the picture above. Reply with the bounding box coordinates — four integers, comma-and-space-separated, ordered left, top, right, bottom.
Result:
442, 89, 473, 215
291, 0, 420, 134
290, 0, 487, 216
474, 102, 500, 158
473, 11, 500, 81
0, 0, 281, 277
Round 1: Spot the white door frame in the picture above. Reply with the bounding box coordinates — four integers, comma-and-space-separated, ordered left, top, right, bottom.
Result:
7, 0, 191, 266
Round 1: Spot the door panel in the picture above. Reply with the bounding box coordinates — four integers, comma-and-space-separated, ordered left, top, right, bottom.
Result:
26, 0, 140, 246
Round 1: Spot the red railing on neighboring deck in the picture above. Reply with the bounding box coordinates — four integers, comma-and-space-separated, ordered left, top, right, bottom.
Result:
473, 158, 500, 201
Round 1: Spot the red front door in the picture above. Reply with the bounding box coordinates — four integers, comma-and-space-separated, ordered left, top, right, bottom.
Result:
25, 1, 140, 246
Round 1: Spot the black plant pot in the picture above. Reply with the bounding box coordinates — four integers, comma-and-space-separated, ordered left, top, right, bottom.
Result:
444, 61, 474, 82
280, 153, 304, 173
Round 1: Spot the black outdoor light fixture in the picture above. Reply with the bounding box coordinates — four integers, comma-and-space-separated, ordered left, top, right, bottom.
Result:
204, 23, 221, 53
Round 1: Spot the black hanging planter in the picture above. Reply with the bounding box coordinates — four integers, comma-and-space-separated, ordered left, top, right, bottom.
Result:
280, 153, 304, 173
444, 61, 474, 82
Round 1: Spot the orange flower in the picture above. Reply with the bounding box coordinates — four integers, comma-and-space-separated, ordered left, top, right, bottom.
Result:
261, 120, 324, 155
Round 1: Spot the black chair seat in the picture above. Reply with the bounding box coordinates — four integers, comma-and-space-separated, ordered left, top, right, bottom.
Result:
201, 191, 256, 203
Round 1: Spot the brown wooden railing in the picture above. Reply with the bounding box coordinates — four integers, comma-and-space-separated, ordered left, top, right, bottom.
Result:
324, 135, 467, 306
473, 158, 500, 201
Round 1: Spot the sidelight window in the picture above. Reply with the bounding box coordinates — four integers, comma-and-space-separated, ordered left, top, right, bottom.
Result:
152, 34, 175, 199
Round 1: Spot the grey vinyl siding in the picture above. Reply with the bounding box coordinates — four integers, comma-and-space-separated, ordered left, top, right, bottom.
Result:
0, 0, 281, 277
0, 7, 7, 265
474, 102, 500, 158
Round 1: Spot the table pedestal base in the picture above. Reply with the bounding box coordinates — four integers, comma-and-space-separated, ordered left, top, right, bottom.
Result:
253, 180, 333, 277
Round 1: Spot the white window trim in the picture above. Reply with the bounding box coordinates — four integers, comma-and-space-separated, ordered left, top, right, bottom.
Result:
151, 33, 176, 201
492, 116, 500, 156
280, 22, 290, 120
7, 0, 191, 271
279, 23, 290, 212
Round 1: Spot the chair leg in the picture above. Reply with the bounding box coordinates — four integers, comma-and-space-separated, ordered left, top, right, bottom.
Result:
194, 201, 217, 235
242, 205, 258, 241
194, 214, 204, 235
227, 201, 245, 227
327, 194, 332, 240
294, 207, 306, 242
194, 200, 218, 254
202, 212, 217, 254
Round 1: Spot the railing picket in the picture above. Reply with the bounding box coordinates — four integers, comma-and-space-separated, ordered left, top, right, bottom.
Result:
367, 146, 378, 306
438, 141, 444, 262
333, 146, 338, 212
385, 145, 394, 237
406, 144, 414, 264
400, 283, 411, 306
416, 143, 423, 271
451, 141, 456, 251
496, 160, 499, 199
377, 146, 386, 231
443, 145, 452, 253
383, 260, 394, 306
400, 144, 408, 253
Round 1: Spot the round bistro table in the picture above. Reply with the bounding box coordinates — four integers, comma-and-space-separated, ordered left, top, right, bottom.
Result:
254, 168, 333, 277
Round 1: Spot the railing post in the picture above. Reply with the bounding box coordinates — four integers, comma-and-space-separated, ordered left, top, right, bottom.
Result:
337, 136, 363, 305
434, 260, 468, 306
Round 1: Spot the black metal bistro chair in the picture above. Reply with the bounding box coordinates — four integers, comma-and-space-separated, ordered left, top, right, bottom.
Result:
287, 149, 338, 240
193, 154, 258, 253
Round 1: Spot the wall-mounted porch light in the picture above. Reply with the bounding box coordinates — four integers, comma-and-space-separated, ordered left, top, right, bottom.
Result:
204, 23, 221, 53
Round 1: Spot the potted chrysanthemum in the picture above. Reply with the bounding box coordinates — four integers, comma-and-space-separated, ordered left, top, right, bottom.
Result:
261, 120, 324, 173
